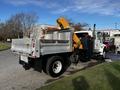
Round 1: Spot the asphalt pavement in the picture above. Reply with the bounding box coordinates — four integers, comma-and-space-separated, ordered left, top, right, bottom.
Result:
105, 52, 120, 61
0, 50, 51, 90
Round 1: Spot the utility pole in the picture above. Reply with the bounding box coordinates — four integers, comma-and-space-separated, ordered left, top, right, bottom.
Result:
93, 24, 96, 50
93, 24, 96, 38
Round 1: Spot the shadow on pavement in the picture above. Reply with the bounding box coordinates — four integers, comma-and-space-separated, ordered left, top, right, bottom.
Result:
72, 76, 89, 90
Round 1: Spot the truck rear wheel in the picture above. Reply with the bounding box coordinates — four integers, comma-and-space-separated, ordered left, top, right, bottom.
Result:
46, 56, 66, 77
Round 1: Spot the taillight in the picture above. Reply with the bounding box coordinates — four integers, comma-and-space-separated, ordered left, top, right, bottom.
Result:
32, 39, 35, 48
32, 43, 35, 48
31, 39, 35, 57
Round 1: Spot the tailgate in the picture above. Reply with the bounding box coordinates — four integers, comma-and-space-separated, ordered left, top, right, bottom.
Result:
11, 38, 32, 54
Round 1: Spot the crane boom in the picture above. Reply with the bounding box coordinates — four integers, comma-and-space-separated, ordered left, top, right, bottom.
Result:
56, 17, 70, 29
57, 17, 83, 49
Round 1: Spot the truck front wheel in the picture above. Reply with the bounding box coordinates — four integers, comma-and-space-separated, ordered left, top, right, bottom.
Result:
46, 56, 66, 77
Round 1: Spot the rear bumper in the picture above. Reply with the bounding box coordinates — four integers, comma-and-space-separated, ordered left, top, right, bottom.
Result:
19, 56, 34, 70
19, 57, 42, 72
19, 59, 27, 65
19, 59, 31, 70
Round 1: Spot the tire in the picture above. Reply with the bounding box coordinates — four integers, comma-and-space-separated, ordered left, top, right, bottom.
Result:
46, 56, 66, 77
42, 65, 47, 74
104, 47, 109, 52
42, 58, 47, 74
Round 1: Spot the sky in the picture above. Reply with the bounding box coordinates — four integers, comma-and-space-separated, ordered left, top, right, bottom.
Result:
0, 0, 120, 29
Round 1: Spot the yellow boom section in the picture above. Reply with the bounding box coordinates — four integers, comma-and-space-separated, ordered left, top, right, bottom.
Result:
57, 17, 70, 29
73, 33, 83, 49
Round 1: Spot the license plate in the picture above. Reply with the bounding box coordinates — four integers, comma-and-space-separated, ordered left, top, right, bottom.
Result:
20, 55, 28, 63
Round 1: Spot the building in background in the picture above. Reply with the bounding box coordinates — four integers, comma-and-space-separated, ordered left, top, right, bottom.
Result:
97, 29, 120, 42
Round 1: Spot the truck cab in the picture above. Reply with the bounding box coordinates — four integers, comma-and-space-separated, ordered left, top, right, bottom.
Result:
75, 30, 105, 57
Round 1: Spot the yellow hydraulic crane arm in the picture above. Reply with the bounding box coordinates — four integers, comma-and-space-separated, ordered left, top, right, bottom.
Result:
57, 17, 83, 49
73, 33, 83, 49
57, 17, 70, 29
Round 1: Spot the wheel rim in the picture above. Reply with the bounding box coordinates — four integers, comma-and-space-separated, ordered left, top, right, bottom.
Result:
52, 61, 62, 74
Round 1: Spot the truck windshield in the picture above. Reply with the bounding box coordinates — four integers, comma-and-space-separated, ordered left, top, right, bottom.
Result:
76, 33, 89, 38
114, 34, 120, 37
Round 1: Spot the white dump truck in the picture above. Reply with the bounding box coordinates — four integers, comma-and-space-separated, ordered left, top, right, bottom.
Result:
11, 18, 105, 77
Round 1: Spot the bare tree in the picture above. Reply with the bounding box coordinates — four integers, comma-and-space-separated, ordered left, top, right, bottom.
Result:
17, 13, 38, 36
0, 21, 6, 41
0, 12, 38, 41
7, 12, 38, 37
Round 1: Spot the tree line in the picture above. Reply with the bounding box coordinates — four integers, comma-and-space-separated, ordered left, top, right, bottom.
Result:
0, 12, 88, 41
0, 12, 38, 41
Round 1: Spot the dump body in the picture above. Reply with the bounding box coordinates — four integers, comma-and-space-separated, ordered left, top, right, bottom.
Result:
11, 27, 73, 58
40, 30, 73, 55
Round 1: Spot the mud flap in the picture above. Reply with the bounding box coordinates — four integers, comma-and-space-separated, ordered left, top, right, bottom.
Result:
34, 58, 42, 72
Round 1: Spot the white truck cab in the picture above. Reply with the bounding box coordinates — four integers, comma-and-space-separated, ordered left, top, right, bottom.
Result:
75, 30, 105, 56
